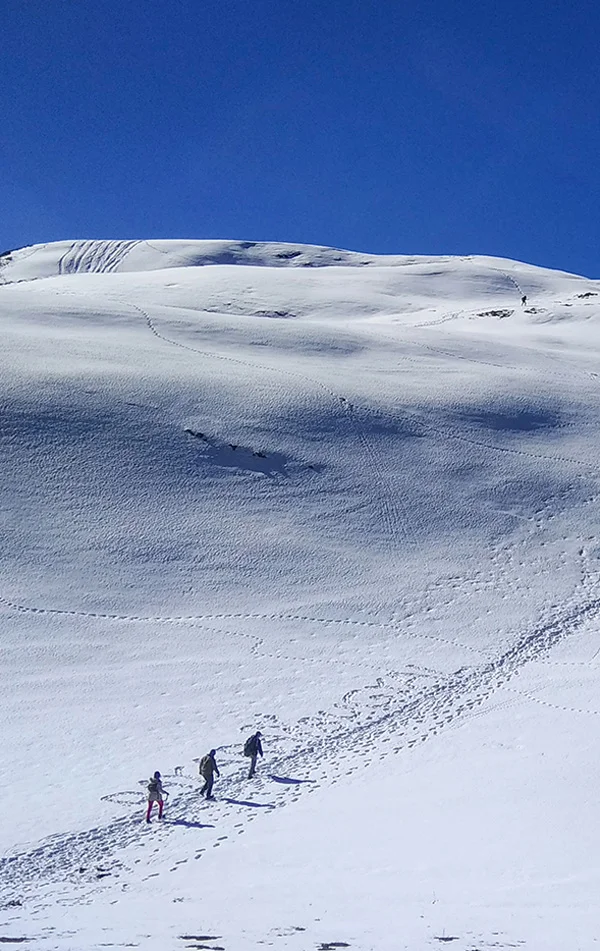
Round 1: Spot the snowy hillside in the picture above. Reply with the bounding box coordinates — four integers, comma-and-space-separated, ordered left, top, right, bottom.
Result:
1, 239, 600, 950
0, 237, 472, 280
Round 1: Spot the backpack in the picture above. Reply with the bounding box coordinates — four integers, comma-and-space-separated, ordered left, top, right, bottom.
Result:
243, 735, 256, 757
147, 778, 158, 793
199, 755, 211, 775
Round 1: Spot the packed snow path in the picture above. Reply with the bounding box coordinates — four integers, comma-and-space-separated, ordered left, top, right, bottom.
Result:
3, 568, 600, 903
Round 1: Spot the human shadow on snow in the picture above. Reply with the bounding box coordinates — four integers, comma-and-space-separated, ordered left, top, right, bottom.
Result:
222, 798, 276, 809
269, 774, 315, 785
163, 818, 215, 829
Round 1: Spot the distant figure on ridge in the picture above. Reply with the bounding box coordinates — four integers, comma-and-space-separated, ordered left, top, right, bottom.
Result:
146, 770, 166, 823
244, 730, 263, 779
521, 295, 527, 306
199, 749, 220, 800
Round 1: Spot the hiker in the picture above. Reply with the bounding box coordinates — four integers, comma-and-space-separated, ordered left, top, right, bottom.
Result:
146, 770, 166, 823
199, 749, 220, 800
521, 295, 527, 306
244, 731, 263, 779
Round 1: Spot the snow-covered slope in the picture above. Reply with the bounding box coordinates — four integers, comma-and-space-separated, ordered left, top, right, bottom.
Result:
1, 240, 599, 950
0, 237, 474, 280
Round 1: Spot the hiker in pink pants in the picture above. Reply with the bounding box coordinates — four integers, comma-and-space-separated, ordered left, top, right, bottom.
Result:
146, 771, 165, 823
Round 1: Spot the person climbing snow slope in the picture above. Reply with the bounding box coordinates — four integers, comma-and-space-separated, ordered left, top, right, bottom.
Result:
146, 770, 166, 823
199, 749, 220, 799
244, 731, 263, 779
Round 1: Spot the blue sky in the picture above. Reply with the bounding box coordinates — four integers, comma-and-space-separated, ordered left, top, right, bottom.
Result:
2, 0, 599, 276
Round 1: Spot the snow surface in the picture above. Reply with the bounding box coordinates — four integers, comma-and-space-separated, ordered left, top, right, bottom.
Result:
1, 239, 600, 950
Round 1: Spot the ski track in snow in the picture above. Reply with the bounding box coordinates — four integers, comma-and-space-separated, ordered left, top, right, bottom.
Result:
57, 239, 141, 275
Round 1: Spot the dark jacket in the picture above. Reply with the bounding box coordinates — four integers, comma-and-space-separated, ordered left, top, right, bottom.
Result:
199, 752, 220, 779
246, 733, 263, 757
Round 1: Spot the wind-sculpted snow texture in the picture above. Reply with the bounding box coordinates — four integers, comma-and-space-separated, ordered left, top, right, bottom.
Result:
1, 240, 600, 950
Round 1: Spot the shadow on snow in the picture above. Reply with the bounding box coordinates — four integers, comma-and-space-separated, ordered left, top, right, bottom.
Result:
221, 798, 276, 809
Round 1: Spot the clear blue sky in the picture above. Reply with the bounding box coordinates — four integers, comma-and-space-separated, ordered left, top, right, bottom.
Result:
2, 0, 599, 276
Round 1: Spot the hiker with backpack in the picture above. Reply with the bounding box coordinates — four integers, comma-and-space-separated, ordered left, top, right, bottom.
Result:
146, 770, 166, 823
198, 749, 220, 800
244, 731, 263, 779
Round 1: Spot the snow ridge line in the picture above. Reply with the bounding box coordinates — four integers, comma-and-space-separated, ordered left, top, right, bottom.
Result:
0, 244, 49, 286
142, 239, 173, 255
